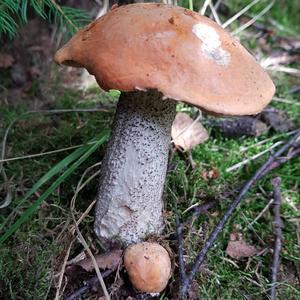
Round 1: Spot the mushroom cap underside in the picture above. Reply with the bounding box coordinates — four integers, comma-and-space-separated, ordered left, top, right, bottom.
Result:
54, 3, 275, 115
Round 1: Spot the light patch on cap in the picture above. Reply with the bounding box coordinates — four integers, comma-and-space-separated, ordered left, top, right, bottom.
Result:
192, 23, 231, 66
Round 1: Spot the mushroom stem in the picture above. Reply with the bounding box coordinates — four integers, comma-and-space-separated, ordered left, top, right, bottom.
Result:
94, 90, 176, 244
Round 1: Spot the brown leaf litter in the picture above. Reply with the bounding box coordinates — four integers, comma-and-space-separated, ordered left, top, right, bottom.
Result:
171, 112, 209, 152
226, 232, 259, 260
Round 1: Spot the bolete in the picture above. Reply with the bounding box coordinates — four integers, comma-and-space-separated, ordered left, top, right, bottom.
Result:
54, 3, 275, 244
124, 242, 171, 292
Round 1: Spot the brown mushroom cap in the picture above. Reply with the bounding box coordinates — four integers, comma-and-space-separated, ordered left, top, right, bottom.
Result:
54, 3, 275, 115
124, 242, 171, 292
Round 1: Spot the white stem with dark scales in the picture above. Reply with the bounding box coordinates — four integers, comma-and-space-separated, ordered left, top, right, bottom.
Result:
94, 90, 176, 244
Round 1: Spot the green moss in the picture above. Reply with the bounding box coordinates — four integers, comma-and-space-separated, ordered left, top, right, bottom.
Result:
1, 1, 300, 298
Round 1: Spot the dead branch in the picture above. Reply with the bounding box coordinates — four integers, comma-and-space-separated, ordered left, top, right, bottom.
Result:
208, 117, 268, 138
176, 214, 186, 285
260, 146, 300, 177
269, 177, 284, 300
65, 269, 113, 300
178, 130, 300, 297
183, 200, 219, 227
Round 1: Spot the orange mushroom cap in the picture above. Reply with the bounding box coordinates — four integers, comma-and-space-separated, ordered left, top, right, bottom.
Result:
54, 3, 275, 115
124, 242, 171, 293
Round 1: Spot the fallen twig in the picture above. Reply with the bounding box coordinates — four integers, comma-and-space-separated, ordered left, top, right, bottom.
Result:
178, 130, 300, 297
289, 86, 300, 94
65, 269, 113, 300
259, 146, 300, 177
177, 200, 218, 296
232, 0, 275, 36
266, 66, 300, 76
209, 1, 222, 25
70, 165, 110, 299
186, 151, 196, 169
272, 96, 300, 107
246, 198, 274, 230
55, 239, 75, 300
226, 141, 283, 172
183, 200, 219, 227
269, 177, 284, 300
260, 53, 300, 69
0, 141, 99, 164
222, 0, 261, 29
176, 214, 186, 285
208, 116, 268, 138
200, 0, 211, 15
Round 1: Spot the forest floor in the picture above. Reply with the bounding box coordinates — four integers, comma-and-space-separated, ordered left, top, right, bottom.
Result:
0, 1, 299, 299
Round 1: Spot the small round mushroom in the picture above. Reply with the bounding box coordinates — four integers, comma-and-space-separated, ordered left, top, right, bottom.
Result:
54, 3, 275, 244
124, 242, 171, 293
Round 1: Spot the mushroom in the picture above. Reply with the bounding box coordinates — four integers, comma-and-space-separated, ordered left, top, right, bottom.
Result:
54, 3, 275, 244
124, 242, 171, 292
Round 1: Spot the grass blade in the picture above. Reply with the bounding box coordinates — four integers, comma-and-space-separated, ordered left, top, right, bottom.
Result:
0, 145, 87, 231
0, 131, 109, 244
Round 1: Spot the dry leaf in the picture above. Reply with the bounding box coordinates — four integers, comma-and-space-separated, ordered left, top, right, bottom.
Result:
77, 249, 122, 272
226, 233, 259, 260
0, 53, 14, 68
201, 167, 220, 181
171, 112, 209, 151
